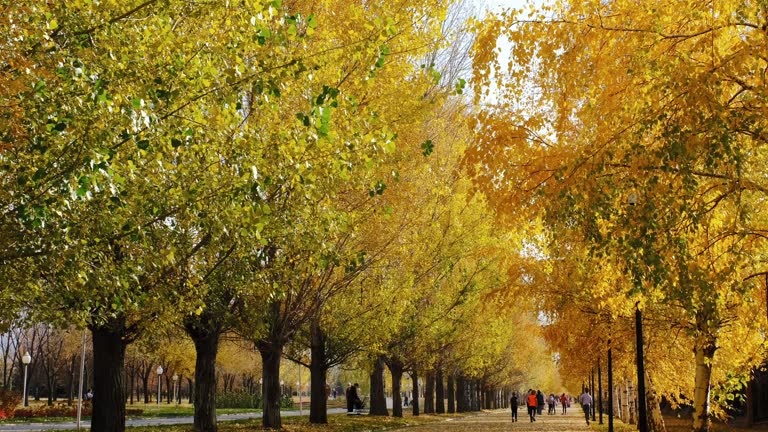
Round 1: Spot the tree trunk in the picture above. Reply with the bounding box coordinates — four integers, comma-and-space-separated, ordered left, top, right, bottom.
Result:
128, 368, 134, 405
620, 380, 629, 423
411, 370, 420, 416
447, 374, 455, 413
369, 355, 388, 416
189, 328, 220, 432
309, 323, 328, 424
90, 318, 128, 432
645, 370, 666, 432
166, 374, 172, 404
387, 361, 404, 418
142, 367, 150, 404
424, 371, 434, 413
456, 375, 466, 413
68, 355, 76, 405
692, 337, 716, 432
258, 341, 284, 429
188, 378, 194, 404
435, 368, 445, 414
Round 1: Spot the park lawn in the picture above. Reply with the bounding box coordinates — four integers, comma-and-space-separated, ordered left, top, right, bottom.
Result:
589, 416, 768, 432
41, 412, 447, 432
0, 404, 260, 424
129, 403, 261, 418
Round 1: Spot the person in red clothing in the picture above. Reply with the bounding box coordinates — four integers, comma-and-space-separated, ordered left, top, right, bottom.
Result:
560, 393, 568, 414
527, 389, 538, 422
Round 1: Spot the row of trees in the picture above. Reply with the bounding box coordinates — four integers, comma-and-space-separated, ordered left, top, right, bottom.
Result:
469, 1, 768, 432
1, 1, 560, 431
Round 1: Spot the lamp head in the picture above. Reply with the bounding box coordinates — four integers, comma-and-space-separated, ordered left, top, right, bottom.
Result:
156, 365, 164, 375
22, 352, 31, 365
173, 373, 178, 381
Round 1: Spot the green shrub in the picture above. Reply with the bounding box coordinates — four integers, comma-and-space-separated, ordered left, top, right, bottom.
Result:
216, 391, 261, 409
280, 393, 294, 409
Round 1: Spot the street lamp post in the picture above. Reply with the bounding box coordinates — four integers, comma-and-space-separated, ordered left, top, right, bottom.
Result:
297, 380, 302, 415
280, 380, 284, 397
156, 366, 164, 405
22, 352, 31, 407
173, 374, 179, 406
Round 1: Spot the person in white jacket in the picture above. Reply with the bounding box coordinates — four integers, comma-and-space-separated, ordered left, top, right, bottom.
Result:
579, 388, 593, 425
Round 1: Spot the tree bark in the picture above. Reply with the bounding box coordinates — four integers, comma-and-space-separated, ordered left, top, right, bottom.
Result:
456, 375, 466, 413
90, 318, 128, 432
369, 355, 388, 416
68, 355, 76, 405
692, 336, 716, 432
447, 374, 455, 413
387, 361, 404, 418
620, 380, 629, 423
141, 364, 151, 404
424, 371, 434, 413
309, 323, 328, 424
128, 366, 134, 405
189, 328, 220, 432
188, 378, 194, 404
258, 341, 284, 429
645, 370, 666, 432
411, 370, 420, 416
435, 368, 445, 414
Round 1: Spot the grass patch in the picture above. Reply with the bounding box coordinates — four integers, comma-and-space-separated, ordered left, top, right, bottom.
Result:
589, 415, 768, 432
41, 412, 449, 432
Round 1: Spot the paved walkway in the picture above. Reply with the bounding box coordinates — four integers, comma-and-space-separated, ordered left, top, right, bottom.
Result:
397, 408, 591, 432
0, 405, 595, 431
0, 408, 348, 432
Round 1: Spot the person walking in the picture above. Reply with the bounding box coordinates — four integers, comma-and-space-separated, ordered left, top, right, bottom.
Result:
560, 393, 568, 414
536, 390, 545, 415
510, 392, 519, 422
345, 383, 354, 413
548, 393, 556, 414
527, 389, 537, 422
579, 387, 593, 425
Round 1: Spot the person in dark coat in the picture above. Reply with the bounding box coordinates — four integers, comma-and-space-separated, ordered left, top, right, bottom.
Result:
348, 383, 362, 411
510, 392, 519, 422
536, 390, 545, 415
345, 383, 353, 412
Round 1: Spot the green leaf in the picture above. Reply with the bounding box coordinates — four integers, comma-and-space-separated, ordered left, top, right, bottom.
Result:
307, 14, 317, 29
421, 140, 434, 156
137, 139, 150, 150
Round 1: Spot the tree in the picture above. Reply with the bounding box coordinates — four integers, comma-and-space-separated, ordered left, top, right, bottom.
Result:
469, 2, 768, 431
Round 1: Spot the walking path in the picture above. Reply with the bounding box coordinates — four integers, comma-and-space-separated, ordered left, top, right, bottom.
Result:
0, 408, 348, 432
395, 407, 591, 432
0, 404, 594, 431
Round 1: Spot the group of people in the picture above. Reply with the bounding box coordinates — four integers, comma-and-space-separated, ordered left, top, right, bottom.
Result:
345, 383, 363, 414
509, 390, 570, 422
508, 387, 594, 425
